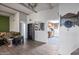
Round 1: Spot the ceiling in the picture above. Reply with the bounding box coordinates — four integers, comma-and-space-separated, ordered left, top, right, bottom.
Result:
0, 3, 58, 16
0, 4, 17, 16
35, 3, 58, 12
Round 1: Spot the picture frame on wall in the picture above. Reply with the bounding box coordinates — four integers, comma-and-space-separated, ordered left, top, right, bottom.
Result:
40, 23, 44, 31
34, 23, 39, 30
34, 22, 45, 31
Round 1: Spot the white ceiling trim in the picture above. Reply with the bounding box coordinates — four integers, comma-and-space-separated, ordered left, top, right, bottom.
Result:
0, 3, 29, 15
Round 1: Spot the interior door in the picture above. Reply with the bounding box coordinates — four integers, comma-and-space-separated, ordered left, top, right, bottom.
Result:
28, 23, 35, 40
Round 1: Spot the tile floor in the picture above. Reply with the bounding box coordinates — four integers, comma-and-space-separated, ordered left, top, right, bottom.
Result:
0, 40, 58, 55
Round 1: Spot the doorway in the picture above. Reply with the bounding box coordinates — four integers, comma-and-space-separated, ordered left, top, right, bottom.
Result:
27, 23, 35, 41
47, 20, 59, 46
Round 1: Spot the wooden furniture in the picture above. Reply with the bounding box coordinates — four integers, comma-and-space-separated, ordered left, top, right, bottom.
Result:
0, 32, 23, 47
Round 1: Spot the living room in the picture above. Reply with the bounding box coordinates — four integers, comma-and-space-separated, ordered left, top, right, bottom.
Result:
1, 3, 79, 55
0, 3, 59, 55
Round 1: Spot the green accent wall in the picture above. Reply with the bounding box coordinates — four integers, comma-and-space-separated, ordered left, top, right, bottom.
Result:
0, 15, 9, 32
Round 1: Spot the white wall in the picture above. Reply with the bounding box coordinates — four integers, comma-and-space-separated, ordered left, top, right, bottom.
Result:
27, 6, 59, 43
19, 13, 27, 40
35, 21, 48, 42
27, 5, 59, 22
59, 3, 79, 54
10, 12, 20, 32
59, 26, 79, 54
